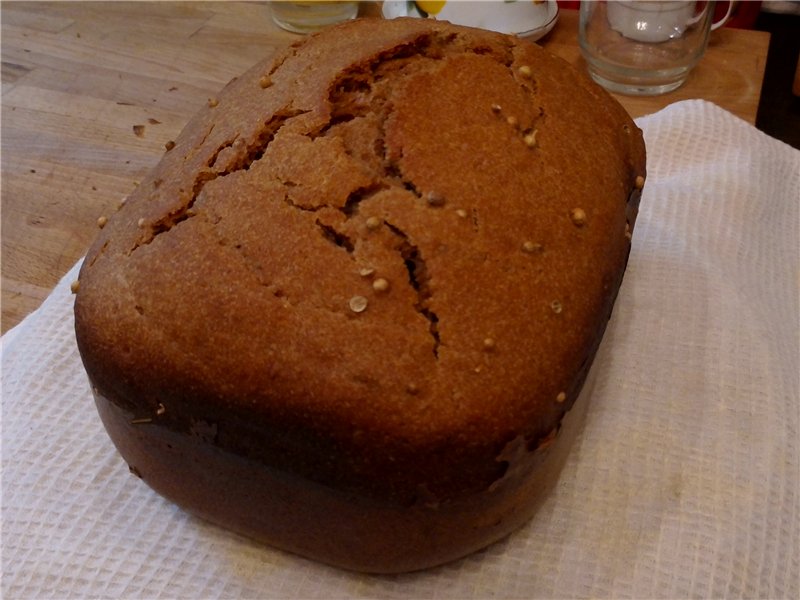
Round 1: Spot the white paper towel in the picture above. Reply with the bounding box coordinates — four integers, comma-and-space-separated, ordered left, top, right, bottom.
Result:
2, 100, 798, 599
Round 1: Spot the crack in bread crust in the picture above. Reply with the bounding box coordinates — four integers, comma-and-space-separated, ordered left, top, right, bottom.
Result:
129, 109, 309, 253
125, 30, 535, 343
384, 220, 440, 358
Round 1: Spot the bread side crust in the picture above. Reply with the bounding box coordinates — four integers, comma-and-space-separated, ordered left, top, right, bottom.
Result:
93, 363, 594, 573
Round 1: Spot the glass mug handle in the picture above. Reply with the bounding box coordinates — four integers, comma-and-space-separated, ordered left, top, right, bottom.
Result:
685, 0, 736, 31
711, 0, 737, 31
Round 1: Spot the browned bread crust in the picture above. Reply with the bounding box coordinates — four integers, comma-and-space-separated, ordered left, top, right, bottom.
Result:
74, 17, 645, 573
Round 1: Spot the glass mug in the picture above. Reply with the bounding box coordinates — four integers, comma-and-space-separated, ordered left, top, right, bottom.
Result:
579, 1, 734, 95
270, 1, 358, 34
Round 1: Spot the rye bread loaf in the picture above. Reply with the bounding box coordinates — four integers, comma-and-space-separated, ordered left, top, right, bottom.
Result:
74, 17, 645, 573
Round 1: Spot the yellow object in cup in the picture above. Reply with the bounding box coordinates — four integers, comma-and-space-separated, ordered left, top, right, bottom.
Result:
415, 1, 447, 16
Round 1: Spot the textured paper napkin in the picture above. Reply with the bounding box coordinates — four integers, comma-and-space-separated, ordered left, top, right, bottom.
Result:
2, 100, 798, 599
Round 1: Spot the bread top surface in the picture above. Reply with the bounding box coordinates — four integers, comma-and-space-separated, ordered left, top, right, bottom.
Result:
75, 17, 645, 503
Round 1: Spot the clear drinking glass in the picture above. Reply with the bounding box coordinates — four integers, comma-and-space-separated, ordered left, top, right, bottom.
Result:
579, 1, 731, 96
270, 1, 359, 34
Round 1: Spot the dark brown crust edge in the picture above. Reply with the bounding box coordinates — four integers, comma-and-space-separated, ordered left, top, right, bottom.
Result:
93, 363, 595, 574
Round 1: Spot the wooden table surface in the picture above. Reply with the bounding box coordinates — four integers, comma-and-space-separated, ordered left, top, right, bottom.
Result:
0, 2, 770, 334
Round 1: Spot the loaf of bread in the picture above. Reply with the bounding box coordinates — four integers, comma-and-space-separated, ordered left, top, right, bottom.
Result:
74, 17, 645, 573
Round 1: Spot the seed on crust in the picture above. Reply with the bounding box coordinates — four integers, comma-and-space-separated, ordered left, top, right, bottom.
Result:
372, 278, 390, 292
208, 97, 219, 108
506, 115, 519, 129
519, 65, 533, 78
349, 295, 368, 313
426, 191, 446, 207
359, 267, 375, 278
259, 75, 272, 89
523, 130, 538, 148
556, 391, 567, 403
570, 207, 587, 227
365, 216, 382, 230
137, 217, 146, 228
97, 216, 108, 229
455, 208, 468, 218
635, 175, 645, 190
483, 337, 495, 351
70, 280, 80, 294
522, 240, 543, 254
491, 103, 502, 114
156, 403, 166, 416
406, 383, 419, 395
551, 300, 562, 314
625, 222, 632, 240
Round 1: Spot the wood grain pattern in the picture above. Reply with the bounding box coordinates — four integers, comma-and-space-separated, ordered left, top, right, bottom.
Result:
0, 2, 769, 333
